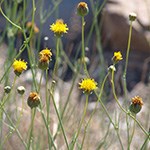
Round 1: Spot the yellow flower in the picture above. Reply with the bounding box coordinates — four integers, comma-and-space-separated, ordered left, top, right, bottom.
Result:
112, 51, 123, 63
39, 48, 52, 60
77, 2, 89, 17
50, 19, 69, 37
129, 96, 143, 114
79, 78, 97, 93
13, 59, 27, 76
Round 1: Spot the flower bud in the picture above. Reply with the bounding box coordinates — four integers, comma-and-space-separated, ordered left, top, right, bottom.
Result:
108, 65, 116, 72
77, 2, 89, 17
4, 86, 11, 94
129, 96, 143, 114
38, 48, 52, 70
27, 92, 40, 109
17, 86, 25, 95
129, 13, 137, 21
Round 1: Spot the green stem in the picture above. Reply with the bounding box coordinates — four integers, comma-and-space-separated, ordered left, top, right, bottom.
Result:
123, 21, 133, 97
111, 68, 149, 137
128, 115, 136, 149
122, 20, 133, 147
53, 62, 81, 141
39, 103, 57, 150
81, 16, 89, 77
52, 37, 60, 78
116, 128, 124, 150
71, 94, 89, 149
38, 71, 44, 92
0, 6, 22, 30
27, 108, 36, 150
140, 131, 150, 150
49, 90, 69, 150
45, 69, 50, 124
126, 115, 130, 149
1, 108, 27, 148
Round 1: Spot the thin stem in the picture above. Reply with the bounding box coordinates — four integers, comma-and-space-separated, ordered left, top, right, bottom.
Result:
71, 94, 89, 149
116, 128, 124, 150
53, 62, 81, 141
27, 108, 36, 150
38, 71, 44, 92
49, 90, 69, 150
61, 71, 78, 118
81, 16, 89, 77
1, 108, 27, 148
128, 116, 136, 149
126, 114, 130, 149
111, 68, 149, 137
39, 103, 57, 150
123, 21, 133, 97
140, 131, 150, 150
45, 69, 50, 124
122, 20, 133, 146
52, 37, 60, 78
80, 124, 87, 150
0, 6, 22, 30
94, 91, 115, 127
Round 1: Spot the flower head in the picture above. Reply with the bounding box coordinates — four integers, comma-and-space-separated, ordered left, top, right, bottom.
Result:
131, 96, 143, 106
27, 92, 40, 109
129, 96, 143, 114
38, 48, 52, 70
112, 51, 123, 63
39, 48, 52, 60
79, 78, 97, 93
77, 2, 89, 17
13, 59, 27, 76
50, 19, 69, 37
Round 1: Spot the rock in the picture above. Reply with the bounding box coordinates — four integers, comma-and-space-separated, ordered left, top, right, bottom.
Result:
101, 0, 150, 89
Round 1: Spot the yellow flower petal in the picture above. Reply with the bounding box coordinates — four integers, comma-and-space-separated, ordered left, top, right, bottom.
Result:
113, 51, 123, 63
50, 19, 69, 36
12, 59, 27, 76
79, 78, 97, 93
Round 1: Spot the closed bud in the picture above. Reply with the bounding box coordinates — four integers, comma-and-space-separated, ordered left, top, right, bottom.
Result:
4, 86, 11, 94
129, 12, 137, 21
77, 2, 89, 17
17, 86, 25, 95
108, 65, 116, 72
